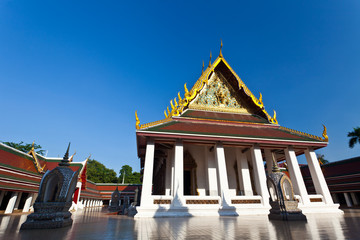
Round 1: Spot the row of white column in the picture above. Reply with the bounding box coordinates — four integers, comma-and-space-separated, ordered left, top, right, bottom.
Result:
0, 191, 37, 214
141, 138, 335, 208
343, 192, 359, 207
80, 198, 103, 208
140, 140, 271, 207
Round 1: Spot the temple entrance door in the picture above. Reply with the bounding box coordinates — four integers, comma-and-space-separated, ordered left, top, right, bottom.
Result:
183, 151, 199, 196
184, 170, 191, 195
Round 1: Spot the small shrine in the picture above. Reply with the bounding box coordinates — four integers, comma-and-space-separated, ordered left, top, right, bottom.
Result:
21, 143, 79, 229
108, 186, 121, 212
267, 159, 307, 221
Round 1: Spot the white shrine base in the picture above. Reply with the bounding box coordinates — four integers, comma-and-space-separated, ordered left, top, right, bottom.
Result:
299, 203, 343, 214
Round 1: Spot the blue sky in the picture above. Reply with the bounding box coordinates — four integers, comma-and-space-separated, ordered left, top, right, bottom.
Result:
1, 1, 359, 174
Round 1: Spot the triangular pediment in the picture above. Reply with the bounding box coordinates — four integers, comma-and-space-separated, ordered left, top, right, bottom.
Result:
189, 70, 252, 114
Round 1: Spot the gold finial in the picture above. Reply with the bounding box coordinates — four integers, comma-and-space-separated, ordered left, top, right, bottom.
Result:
208, 51, 212, 68
69, 151, 76, 162
135, 111, 140, 129
178, 92, 182, 103
31, 141, 35, 151
164, 110, 168, 118
184, 83, 190, 97
202, 60, 204, 73
167, 107, 170, 116
258, 92, 263, 106
174, 97, 178, 107
219, 40, 223, 58
272, 110, 278, 124
86, 154, 91, 161
170, 100, 174, 110
322, 124, 328, 142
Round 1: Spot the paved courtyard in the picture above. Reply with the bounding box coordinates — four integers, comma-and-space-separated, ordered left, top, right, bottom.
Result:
1, 208, 360, 240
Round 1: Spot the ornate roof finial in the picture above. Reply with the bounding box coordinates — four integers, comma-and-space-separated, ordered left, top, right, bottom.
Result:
219, 39, 223, 58
202, 60, 204, 74
69, 151, 76, 162
208, 51, 212, 68
322, 124, 329, 142
31, 141, 35, 151
59, 142, 71, 167
135, 111, 140, 129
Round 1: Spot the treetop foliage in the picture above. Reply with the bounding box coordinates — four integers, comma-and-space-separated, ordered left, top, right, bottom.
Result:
119, 164, 141, 184
2, 141, 45, 156
86, 159, 118, 183
348, 127, 360, 148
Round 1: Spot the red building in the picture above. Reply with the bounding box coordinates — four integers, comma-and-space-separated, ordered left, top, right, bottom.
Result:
301, 156, 360, 207
0, 142, 140, 214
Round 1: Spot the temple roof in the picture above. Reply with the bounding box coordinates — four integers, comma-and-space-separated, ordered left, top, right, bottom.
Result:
135, 45, 328, 147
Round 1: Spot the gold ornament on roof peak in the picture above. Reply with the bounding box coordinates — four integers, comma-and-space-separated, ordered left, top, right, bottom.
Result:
322, 124, 329, 142
135, 111, 140, 129
219, 40, 223, 58
208, 51, 212, 68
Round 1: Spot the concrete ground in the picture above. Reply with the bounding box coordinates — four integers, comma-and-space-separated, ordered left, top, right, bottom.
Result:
1, 207, 360, 240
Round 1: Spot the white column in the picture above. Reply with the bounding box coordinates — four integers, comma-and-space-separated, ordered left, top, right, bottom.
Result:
264, 149, 274, 175
5, 192, 18, 214
285, 147, 310, 205
304, 148, 334, 204
76, 182, 82, 205
206, 145, 218, 196
22, 193, 34, 212
250, 145, 269, 206
350, 193, 359, 206
13, 192, 23, 210
140, 139, 155, 207
215, 142, 231, 206
172, 140, 184, 206
236, 149, 253, 196
165, 148, 173, 196
0, 191, 5, 206
344, 193, 352, 207
332, 193, 339, 203
83, 200, 87, 208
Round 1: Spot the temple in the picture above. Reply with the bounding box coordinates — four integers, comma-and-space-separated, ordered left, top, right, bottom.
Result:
135, 44, 341, 217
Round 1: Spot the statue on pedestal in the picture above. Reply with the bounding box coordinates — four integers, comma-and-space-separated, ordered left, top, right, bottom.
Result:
21, 143, 79, 229
267, 157, 307, 221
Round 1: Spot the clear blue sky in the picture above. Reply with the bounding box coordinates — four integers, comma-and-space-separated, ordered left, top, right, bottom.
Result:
1, 1, 360, 174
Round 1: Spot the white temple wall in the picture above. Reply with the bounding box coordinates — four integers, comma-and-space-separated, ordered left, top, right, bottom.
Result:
206, 146, 218, 196
224, 147, 237, 197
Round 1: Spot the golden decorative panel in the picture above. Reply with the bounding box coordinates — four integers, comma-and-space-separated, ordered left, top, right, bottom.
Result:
231, 199, 261, 204
186, 200, 219, 204
310, 198, 322, 203
153, 199, 171, 204
189, 73, 250, 114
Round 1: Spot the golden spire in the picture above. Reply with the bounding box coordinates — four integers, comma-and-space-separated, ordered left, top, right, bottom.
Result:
31, 141, 35, 151
184, 83, 190, 97
208, 51, 212, 68
178, 92, 182, 104
202, 60, 204, 74
69, 151, 76, 162
322, 124, 329, 142
164, 110, 168, 118
170, 100, 174, 111
174, 97, 178, 107
167, 107, 170, 116
219, 39, 223, 58
135, 111, 140, 129
272, 110, 278, 124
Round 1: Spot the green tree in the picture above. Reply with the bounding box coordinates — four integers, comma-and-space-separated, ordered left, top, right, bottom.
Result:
86, 159, 118, 183
316, 154, 329, 165
119, 165, 141, 184
348, 127, 360, 148
2, 141, 45, 155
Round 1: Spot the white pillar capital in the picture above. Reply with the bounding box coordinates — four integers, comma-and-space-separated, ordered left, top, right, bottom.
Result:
304, 148, 334, 204
250, 146, 270, 206
172, 139, 184, 206
215, 142, 231, 206
285, 147, 310, 205
140, 139, 155, 207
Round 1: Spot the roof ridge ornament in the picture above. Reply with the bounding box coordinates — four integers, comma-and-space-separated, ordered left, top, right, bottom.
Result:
135, 111, 140, 129
322, 124, 329, 142
219, 40, 223, 58
208, 51, 212, 68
